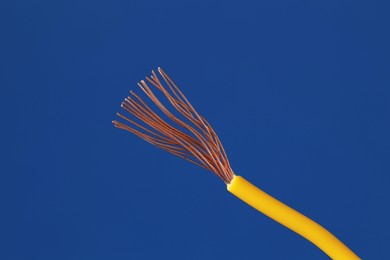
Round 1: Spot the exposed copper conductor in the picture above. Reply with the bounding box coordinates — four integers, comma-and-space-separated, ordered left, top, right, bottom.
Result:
113, 68, 234, 183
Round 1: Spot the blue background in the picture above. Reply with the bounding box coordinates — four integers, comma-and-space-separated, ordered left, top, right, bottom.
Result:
1, 0, 389, 259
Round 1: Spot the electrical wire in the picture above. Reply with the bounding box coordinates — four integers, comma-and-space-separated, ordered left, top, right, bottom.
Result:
113, 68, 360, 259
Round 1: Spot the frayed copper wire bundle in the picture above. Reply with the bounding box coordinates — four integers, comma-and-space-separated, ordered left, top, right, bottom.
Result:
112, 68, 360, 259
112, 67, 234, 183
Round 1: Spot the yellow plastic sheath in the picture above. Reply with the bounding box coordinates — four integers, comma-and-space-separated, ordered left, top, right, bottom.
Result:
227, 175, 360, 260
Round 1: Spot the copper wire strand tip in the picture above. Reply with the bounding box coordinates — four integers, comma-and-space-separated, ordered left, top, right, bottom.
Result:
113, 68, 234, 183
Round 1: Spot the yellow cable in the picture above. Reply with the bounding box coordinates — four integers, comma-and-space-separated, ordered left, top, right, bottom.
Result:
227, 175, 360, 260
115, 69, 360, 258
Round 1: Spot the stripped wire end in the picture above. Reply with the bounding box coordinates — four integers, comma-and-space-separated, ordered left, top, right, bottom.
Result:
113, 68, 234, 183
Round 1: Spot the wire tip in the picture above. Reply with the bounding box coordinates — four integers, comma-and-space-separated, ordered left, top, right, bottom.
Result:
112, 68, 234, 183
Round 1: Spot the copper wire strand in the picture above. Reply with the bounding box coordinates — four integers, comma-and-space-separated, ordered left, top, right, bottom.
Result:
113, 68, 234, 183
115, 75, 230, 181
